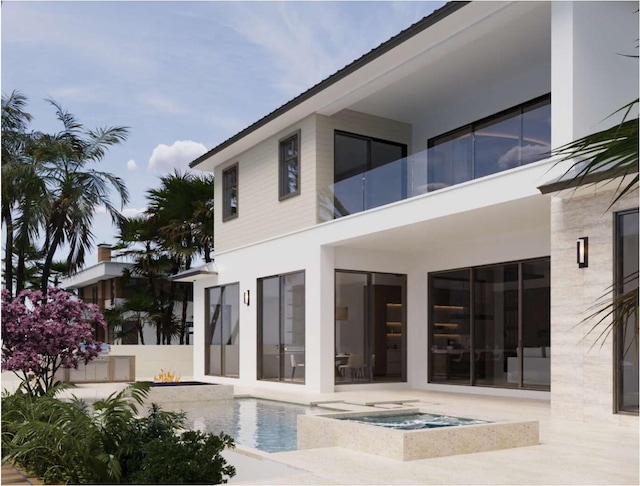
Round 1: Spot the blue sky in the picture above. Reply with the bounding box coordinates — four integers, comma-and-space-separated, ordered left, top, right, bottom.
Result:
2, 0, 444, 266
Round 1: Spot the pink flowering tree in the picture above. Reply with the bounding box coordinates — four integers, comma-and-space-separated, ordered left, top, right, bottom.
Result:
1, 287, 107, 396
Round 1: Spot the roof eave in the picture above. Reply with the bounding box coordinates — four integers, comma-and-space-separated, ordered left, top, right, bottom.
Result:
190, 1, 471, 170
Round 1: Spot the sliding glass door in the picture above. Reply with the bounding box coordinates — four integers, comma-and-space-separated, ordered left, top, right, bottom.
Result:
335, 270, 406, 384
205, 284, 239, 378
429, 257, 550, 389
615, 209, 639, 414
258, 271, 305, 383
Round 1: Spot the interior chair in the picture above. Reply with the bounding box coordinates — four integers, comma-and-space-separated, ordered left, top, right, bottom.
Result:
338, 355, 363, 380
290, 354, 304, 381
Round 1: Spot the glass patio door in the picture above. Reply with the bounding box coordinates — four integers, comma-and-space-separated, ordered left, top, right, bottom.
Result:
335, 270, 406, 384
258, 272, 305, 383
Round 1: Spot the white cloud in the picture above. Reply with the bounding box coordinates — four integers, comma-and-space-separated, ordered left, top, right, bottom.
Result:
126, 159, 138, 171
148, 140, 208, 173
122, 207, 147, 219
497, 144, 548, 169
93, 205, 146, 218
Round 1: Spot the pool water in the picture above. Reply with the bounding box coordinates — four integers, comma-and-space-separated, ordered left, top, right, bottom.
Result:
179, 398, 324, 452
339, 413, 489, 430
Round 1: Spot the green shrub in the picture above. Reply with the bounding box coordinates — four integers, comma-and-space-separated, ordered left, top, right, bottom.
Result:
131, 430, 236, 484
1, 383, 236, 484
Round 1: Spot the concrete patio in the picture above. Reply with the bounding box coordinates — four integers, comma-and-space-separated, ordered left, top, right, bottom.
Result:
1, 377, 637, 485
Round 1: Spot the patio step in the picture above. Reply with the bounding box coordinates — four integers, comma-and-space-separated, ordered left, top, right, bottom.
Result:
315, 402, 377, 412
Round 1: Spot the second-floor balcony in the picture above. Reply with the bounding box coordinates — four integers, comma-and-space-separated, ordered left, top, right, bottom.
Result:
320, 95, 551, 221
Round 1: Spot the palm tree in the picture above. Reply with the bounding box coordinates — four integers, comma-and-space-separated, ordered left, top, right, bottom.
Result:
146, 170, 215, 266
1, 91, 47, 296
33, 100, 130, 294
115, 216, 179, 344
145, 171, 215, 343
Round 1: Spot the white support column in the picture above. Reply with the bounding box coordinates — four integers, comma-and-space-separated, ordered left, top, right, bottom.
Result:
551, 1, 574, 149
406, 266, 428, 386
239, 277, 258, 383
304, 245, 335, 393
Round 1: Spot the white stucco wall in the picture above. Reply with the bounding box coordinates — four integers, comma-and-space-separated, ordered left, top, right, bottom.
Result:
194, 157, 554, 394
552, 1, 639, 148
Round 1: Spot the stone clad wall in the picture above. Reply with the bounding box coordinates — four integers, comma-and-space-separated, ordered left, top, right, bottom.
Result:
549, 184, 638, 424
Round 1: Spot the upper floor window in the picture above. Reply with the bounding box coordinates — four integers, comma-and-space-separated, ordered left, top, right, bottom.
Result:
333, 131, 407, 217
427, 94, 551, 190
222, 163, 238, 221
279, 132, 300, 200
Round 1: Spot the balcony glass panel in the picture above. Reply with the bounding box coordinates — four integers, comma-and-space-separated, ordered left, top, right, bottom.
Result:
427, 129, 472, 192
475, 109, 522, 178
522, 100, 551, 164
322, 96, 551, 221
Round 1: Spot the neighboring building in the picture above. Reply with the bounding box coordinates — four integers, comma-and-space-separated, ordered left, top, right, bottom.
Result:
182, 1, 638, 422
63, 244, 194, 345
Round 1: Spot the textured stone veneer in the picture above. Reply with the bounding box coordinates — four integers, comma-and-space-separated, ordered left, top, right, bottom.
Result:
298, 409, 538, 461
145, 383, 234, 403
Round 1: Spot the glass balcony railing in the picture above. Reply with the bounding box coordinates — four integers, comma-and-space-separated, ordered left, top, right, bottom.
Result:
318, 143, 549, 222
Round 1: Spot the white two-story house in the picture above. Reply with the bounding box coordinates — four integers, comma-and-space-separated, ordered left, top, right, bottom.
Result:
182, 1, 638, 422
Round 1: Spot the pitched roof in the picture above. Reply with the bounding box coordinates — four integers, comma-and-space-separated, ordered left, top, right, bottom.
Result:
190, 1, 470, 169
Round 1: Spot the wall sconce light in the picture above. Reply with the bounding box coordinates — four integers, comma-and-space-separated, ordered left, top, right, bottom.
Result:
577, 237, 589, 268
243, 290, 250, 306
335, 306, 349, 321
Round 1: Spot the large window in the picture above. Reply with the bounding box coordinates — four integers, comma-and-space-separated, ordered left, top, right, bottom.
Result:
615, 209, 639, 414
427, 95, 550, 190
335, 271, 406, 384
333, 131, 407, 217
279, 132, 300, 200
429, 257, 550, 389
222, 164, 238, 221
205, 284, 239, 377
258, 271, 305, 383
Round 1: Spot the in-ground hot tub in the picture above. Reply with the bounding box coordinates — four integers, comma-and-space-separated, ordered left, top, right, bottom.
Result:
298, 408, 538, 461
338, 412, 489, 430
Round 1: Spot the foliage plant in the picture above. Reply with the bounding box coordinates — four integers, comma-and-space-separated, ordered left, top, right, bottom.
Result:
1, 90, 129, 297
1, 287, 107, 396
110, 171, 214, 345
1, 383, 236, 484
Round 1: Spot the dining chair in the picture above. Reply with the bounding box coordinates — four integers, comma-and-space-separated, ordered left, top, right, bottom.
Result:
338, 355, 363, 380
290, 354, 304, 381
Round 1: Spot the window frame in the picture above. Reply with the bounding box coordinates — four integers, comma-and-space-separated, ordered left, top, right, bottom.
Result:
204, 282, 240, 378
222, 163, 239, 222
257, 270, 306, 384
428, 94, 551, 150
613, 208, 639, 415
428, 256, 551, 391
334, 130, 408, 183
427, 94, 551, 181
279, 130, 301, 201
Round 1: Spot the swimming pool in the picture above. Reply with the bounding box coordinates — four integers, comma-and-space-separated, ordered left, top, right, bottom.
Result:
178, 398, 323, 453
338, 412, 489, 430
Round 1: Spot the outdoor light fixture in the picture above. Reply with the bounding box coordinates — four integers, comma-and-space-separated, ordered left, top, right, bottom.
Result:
243, 290, 250, 306
577, 237, 589, 268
